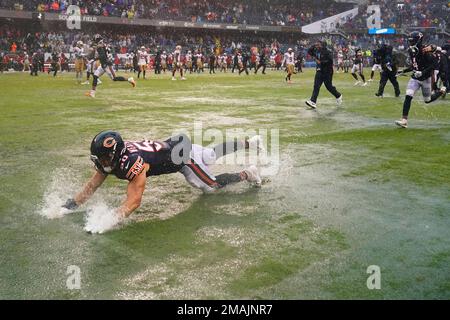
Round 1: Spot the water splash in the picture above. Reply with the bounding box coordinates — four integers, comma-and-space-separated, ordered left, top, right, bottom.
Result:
84, 202, 121, 234
39, 170, 80, 219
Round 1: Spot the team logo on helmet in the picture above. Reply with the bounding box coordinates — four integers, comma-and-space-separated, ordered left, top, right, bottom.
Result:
103, 137, 116, 148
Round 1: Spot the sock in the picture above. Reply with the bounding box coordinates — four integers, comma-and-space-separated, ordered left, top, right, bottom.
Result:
402, 95, 413, 118
215, 173, 242, 187
352, 73, 358, 80
92, 75, 98, 87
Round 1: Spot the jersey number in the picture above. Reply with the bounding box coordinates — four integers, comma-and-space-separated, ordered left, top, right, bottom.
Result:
132, 140, 163, 152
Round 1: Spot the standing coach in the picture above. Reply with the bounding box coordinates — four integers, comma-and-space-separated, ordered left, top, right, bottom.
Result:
305, 41, 343, 109
375, 44, 401, 98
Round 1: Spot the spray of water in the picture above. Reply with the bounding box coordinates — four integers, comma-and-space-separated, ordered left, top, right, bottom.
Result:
40, 170, 122, 234
39, 170, 81, 219
84, 202, 122, 234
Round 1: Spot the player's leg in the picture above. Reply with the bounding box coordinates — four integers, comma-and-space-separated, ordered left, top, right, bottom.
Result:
376, 70, 389, 97
421, 77, 433, 104
359, 64, 366, 85
107, 65, 135, 86
351, 64, 359, 84
87, 65, 105, 97
370, 68, 375, 81
389, 71, 401, 97
180, 66, 185, 80
306, 72, 323, 108
172, 64, 177, 80
323, 73, 342, 102
396, 78, 420, 128
286, 65, 293, 82
180, 144, 261, 192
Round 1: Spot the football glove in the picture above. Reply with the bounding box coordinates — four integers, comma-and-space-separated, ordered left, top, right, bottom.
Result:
386, 62, 392, 72
413, 70, 422, 79
62, 198, 78, 210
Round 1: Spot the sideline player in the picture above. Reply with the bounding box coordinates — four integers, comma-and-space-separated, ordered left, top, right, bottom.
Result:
172, 45, 186, 80
305, 41, 343, 109
73, 41, 85, 84
351, 48, 367, 86
395, 32, 436, 128
369, 47, 382, 82
137, 46, 148, 79
85, 35, 136, 98
283, 48, 295, 84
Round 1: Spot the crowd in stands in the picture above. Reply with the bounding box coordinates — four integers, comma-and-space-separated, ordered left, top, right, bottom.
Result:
1, 0, 448, 30
2, 20, 449, 58
343, 0, 449, 31
0, 0, 354, 27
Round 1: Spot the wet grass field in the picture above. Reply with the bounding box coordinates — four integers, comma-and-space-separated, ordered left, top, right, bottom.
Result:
0, 69, 449, 299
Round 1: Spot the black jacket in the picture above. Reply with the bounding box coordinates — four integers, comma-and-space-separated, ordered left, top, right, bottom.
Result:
308, 46, 333, 74
378, 44, 397, 72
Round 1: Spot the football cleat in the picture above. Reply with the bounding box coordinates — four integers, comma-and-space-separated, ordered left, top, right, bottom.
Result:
85, 90, 95, 98
305, 100, 317, 109
248, 135, 265, 154
128, 77, 136, 87
368, 79, 373, 82
375, 93, 383, 98
395, 118, 408, 128
243, 165, 262, 187
336, 94, 343, 106
81, 80, 90, 85
181, 77, 186, 80
354, 81, 361, 86
362, 82, 368, 87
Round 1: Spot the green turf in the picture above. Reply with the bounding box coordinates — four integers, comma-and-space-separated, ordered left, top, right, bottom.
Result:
0, 69, 449, 299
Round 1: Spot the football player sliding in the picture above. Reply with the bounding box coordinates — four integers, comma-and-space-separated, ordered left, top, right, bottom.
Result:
62, 131, 264, 232
86, 34, 136, 98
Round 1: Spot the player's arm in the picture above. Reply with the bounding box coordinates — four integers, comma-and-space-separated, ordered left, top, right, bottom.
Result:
63, 170, 107, 209
117, 163, 149, 219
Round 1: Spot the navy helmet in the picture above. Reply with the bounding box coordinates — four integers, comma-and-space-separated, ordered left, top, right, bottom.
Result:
90, 131, 125, 174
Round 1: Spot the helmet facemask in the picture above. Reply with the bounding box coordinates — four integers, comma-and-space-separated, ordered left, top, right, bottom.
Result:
90, 135, 122, 174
